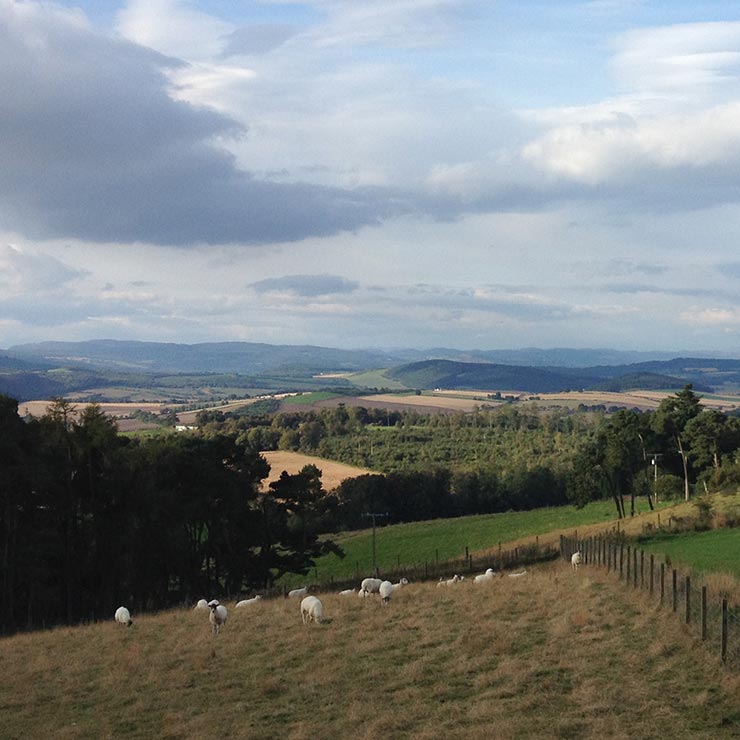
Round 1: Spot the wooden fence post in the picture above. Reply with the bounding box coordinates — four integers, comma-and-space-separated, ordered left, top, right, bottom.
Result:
626, 546, 631, 582
607, 541, 611, 573
633, 549, 638, 588
649, 554, 654, 596
685, 576, 691, 624
672, 569, 678, 613
620, 544, 624, 578
701, 586, 707, 641
722, 599, 728, 664
660, 563, 665, 605
640, 550, 644, 589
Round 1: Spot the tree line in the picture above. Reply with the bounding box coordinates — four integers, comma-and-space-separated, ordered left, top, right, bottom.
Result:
0, 395, 340, 634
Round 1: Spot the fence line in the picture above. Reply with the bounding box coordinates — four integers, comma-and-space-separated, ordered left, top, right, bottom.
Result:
561, 534, 740, 668
269, 542, 559, 598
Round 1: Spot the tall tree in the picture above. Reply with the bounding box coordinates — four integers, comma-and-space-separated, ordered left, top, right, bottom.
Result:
652, 385, 703, 501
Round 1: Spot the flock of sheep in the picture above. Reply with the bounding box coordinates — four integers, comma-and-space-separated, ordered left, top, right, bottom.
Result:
113, 557, 578, 634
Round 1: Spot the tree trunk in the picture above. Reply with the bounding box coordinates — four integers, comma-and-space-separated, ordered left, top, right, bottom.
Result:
677, 435, 690, 501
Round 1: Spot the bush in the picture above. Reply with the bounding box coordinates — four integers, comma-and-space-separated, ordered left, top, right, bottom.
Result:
655, 474, 684, 501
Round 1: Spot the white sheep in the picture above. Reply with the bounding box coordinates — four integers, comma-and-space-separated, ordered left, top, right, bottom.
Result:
437, 574, 461, 587
207, 599, 228, 634
114, 606, 132, 627
473, 568, 496, 584
571, 551, 582, 571
194, 599, 209, 611
379, 580, 393, 604
339, 588, 356, 596
507, 570, 527, 578
235, 595, 262, 608
288, 586, 308, 599
360, 577, 383, 596
301, 595, 324, 624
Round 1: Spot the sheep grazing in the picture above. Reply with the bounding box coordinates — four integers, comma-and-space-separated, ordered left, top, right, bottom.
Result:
339, 588, 356, 596
114, 606, 133, 627
507, 570, 527, 578
288, 586, 308, 599
473, 568, 496, 584
571, 551, 582, 571
301, 595, 324, 624
437, 574, 462, 587
235, 595, 262, 608
194, 599, 209, 611
207, 599, 228, 635
379, 580, 393, 605
360, 577, 383, 597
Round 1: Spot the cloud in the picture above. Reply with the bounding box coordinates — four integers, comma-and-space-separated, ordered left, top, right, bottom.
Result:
249, 274, 359, 297
0, 244, 86, 292
0, 0, 402, 246
221, 25, 300, 57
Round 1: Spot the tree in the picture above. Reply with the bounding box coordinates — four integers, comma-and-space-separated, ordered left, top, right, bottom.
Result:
652, 385, 703, 501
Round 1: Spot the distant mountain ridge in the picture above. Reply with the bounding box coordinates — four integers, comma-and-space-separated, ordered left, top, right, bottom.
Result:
2, 340, 739, 400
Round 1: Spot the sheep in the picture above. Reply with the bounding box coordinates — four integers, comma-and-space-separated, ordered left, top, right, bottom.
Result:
288, 586, 308, 599
437, 574, 461, 587
339, 588, 356, 596
207, 599, 228, 635
571, 551, 582, 571
114, 606, 133, 627
301, 595, 323, 624
235, 595, 262, 608
507, 570, 528, 578
379, 580, 393, 604
360, 577, 383, 596
194, 599, 209, 611
473, 568, 496, 584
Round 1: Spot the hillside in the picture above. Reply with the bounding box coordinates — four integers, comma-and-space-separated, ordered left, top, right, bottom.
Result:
1, 565, 737, 738
384, 359, 711, 394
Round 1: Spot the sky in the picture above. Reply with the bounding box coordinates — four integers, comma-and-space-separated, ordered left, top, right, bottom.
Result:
4, 0, 740, 353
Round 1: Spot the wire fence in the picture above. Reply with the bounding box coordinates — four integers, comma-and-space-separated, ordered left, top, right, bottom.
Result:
267, 541, 560, 598
561, 533, 740, 668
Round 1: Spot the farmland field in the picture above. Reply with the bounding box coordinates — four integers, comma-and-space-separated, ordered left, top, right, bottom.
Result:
639, 527, 740, 578
261, 450, 375, 490
2, 564, 738, 739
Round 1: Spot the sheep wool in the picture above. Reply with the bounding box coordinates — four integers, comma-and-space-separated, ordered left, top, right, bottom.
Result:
288, 586, 308, 599
473, 568, 496, 584
194, 599, 209, 611
300, 595, 323, 624
207, 600, 228, 635
235, 596, 262, 608
114, 606, 132, 627
571, 551, 582, 571
360, 577, 382, 596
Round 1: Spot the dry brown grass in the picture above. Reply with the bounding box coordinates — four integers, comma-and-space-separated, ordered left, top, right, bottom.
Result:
2, 565, 739, 739
260, 450, 375, 490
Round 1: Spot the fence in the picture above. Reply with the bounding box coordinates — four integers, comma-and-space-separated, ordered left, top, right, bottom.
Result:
561, 533, 740, 668
271, 541, 559, 597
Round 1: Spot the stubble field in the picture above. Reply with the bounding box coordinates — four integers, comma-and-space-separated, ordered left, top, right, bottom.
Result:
2, 563, 739, 739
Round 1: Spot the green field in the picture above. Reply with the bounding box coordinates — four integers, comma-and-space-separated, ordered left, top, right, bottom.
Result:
284, 498, 666, 586
639, 527, 740, 578
281, 391, 339, 405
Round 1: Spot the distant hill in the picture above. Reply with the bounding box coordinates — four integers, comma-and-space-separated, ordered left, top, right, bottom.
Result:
386, 360, 716, 394
1, 340, 738, 400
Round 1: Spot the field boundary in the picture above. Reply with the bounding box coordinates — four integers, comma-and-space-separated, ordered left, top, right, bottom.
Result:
561, 533, 740, 668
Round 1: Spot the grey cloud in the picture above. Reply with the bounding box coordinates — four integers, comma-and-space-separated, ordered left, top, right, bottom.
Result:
0, 4, 401, 247
221, 24, 300, 56
250, 274, 359, 297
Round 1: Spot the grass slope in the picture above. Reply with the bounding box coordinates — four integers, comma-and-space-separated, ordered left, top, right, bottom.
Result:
291, 499, 667, 586
640, 527, 740, 578
2, 566, 738, 739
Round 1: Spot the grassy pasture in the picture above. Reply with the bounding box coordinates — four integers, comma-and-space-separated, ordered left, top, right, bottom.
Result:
284, 499, 672, 586
280, 391, 340, 406
2, 565, 738, 739
639, 527, 740, 579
